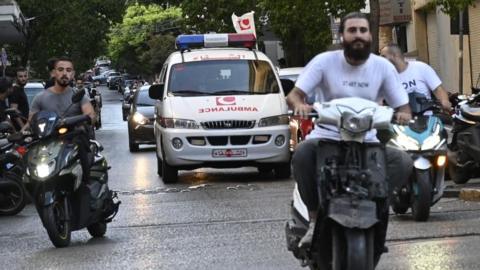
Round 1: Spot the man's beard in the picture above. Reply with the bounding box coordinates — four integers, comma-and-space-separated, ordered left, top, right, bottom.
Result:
343, 39, 371, 61
17, 81, 27, 87
56, 77, 70, 87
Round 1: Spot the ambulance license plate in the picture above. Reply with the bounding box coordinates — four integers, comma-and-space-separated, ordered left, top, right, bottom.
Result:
212, 149, 247, 158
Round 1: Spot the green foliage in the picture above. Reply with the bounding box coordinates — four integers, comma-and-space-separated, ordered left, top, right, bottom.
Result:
260, 0, 365, 65
431, 0, 475, 15
179, 0, 260, 33
107, 4, 181, 75
13, 0, 126, 78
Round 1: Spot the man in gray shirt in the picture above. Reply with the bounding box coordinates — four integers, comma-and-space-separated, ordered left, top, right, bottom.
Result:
28, 56, 95, 182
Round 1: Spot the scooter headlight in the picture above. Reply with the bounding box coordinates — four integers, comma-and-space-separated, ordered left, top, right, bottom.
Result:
421, 135, 441, 150
421, 124, 443, 150
337, 105, 374, 134
390, 125, 420, 150
35, 160, 56, 179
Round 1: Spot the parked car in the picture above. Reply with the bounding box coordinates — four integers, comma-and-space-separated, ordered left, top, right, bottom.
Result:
92, 70, 116, 85
127, 86, 156, 152
122, 83, 139, 121
106, 72, 121, 89
278, 67, 315, 151
24, 82, 45, 105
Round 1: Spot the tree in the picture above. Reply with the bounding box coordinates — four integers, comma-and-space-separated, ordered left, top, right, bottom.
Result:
369, 0, 380, 54
178, 1, 259, 34
431, 0, 475, 15
11, 0, 126, 78
260, 0, 365, 66
107, 3, 182, 76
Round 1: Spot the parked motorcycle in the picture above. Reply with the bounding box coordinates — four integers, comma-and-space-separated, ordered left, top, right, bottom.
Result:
87, 85, 102, 130
448, 90, 480, 184
0, 122, 27, 216
286, 97, 393, 270
388, 93, 448, 221
23, 91, 120, 247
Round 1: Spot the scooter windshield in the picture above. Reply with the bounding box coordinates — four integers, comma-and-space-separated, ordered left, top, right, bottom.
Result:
31, 111, 60, 138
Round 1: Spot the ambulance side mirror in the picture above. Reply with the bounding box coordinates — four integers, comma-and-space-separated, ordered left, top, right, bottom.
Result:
149, 84, 164, 100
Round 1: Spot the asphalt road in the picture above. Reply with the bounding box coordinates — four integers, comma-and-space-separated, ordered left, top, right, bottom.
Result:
1, 86, 480, 270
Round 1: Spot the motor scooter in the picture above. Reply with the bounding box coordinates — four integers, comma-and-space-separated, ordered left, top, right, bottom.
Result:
388, 93, 448, 221
23, 90, 120, 247
286, 97, 394, 270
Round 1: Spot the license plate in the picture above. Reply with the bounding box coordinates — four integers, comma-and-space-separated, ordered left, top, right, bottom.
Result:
212, 149, 247, 158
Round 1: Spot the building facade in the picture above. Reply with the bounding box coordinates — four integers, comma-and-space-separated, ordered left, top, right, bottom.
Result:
380, 0, 480, 94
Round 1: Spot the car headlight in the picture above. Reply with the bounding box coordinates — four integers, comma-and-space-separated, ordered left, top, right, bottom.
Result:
133, 112, 149, 125
258, 115, 289, 127
35, 160, 55, 179
160, 118, 199, 129
390, 125, 420, 150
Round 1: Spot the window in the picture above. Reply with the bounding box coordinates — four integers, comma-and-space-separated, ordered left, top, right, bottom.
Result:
168, 60, 279, 96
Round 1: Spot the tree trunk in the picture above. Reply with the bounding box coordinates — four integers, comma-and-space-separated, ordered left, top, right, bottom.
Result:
285, 31, 306, 67
369, 0, 380, 54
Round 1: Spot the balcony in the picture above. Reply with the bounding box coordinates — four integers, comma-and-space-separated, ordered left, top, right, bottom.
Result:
0, 0, 26, 43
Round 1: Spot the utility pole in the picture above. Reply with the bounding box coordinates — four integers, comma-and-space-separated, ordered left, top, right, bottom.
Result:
459, 10, 464, 94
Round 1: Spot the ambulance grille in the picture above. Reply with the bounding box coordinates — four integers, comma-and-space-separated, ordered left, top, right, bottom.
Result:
201, 120, 255, 129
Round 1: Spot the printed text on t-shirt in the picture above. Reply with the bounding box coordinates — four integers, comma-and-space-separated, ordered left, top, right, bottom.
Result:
342, 81, 369, 88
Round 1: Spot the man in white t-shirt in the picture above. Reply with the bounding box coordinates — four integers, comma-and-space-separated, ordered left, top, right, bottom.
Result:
286, 12, 413, 259
380, 43, 451, 112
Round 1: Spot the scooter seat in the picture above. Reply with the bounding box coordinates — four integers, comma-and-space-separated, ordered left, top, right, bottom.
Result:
460, 104, 480, 122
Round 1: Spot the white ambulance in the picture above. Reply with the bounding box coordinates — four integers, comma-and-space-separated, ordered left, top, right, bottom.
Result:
149, 33, 291, 183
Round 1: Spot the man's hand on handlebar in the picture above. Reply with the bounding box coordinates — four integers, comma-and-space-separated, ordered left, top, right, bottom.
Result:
293, 104, 314, 119
394, 111, 412, 125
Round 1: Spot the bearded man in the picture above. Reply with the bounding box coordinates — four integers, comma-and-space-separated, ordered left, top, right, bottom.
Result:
286, 12, 413, 261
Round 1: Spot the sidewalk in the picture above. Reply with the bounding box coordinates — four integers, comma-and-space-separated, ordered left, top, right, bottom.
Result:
444, 178, 480, 201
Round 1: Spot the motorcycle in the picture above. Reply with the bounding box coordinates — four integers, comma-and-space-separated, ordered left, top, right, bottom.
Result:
388, 93, 448, 221
23, 90, 120, 247
86, 85, 102, 130
286, 97, 393, 270
0, 121, 27, 216
448, 90, 480, 184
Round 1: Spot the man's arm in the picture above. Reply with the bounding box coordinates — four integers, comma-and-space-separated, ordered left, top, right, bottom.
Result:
9, 102, 25, 128
286, 87, 312, 118
432, 85, 452, 112
81, 101, 96, 125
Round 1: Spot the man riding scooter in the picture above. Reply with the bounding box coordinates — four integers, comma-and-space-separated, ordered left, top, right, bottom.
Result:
381, 44, 451, 221
286, 12, 413, 267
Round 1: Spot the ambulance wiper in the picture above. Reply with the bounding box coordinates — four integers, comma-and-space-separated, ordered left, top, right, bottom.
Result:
213, 90, 251, 95
171, 90, 211, 96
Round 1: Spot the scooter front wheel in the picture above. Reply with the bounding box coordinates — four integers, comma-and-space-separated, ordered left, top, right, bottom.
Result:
42, 197, 71, 248
0, 177, 26, 216
87, 221, 107, 237
411, 170, 432, 221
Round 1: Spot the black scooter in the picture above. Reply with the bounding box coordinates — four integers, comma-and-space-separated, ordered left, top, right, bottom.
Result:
448, 89, 480, 184
0, 121, 27, 216
23, 90, 120, 247
286, 98, 394, 270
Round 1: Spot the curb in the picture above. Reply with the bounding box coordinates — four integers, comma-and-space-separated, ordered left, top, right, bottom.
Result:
443, 189, 460, 198
459, 188, 480, 202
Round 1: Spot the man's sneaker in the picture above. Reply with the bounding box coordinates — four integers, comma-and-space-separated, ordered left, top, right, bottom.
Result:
298, 221, 316, 249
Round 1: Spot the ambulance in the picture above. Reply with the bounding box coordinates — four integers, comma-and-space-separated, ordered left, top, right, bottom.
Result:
149, 33, 291, 183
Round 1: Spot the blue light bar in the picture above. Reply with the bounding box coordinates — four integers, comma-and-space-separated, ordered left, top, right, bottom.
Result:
176, 35, 204, 50
175, 33, 256, 51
